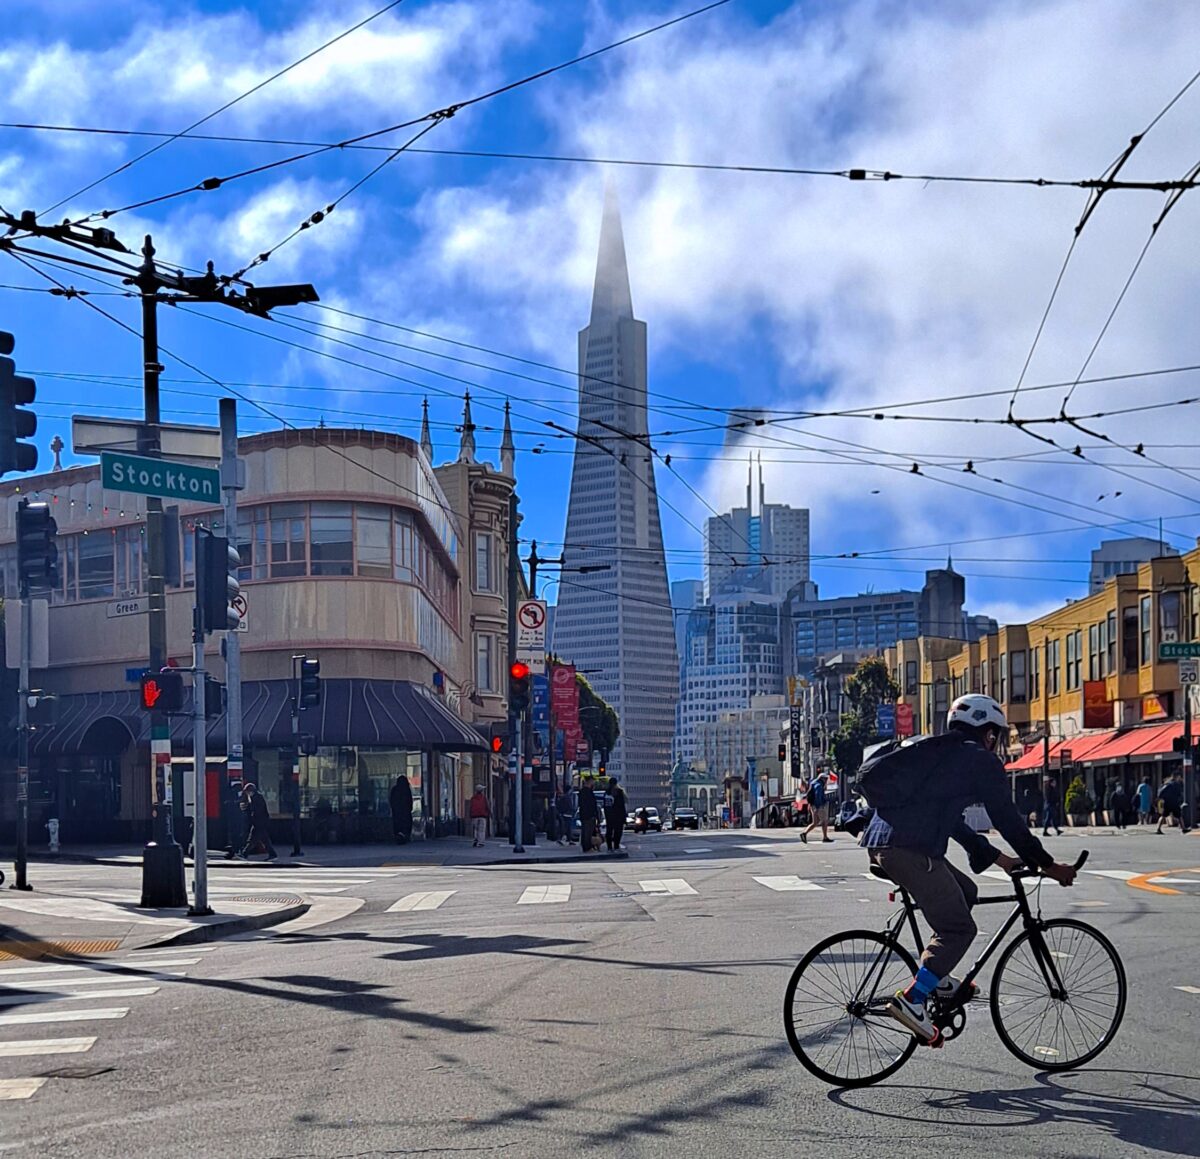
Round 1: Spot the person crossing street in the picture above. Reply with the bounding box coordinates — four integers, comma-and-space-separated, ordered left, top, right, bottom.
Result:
237, 782, 278, 861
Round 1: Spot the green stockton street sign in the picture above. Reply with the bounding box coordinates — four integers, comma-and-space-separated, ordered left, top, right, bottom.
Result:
100, 451, 220, 502
1158, 641, 1200, 660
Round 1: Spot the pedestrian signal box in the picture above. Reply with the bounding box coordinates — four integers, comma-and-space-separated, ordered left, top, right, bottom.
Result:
140, 669, 184, 714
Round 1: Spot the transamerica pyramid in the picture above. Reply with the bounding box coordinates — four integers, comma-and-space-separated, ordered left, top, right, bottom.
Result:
551, 186, 679, 810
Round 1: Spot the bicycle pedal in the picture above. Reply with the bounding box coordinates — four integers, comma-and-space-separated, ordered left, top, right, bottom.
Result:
923, 1029, 944, 1050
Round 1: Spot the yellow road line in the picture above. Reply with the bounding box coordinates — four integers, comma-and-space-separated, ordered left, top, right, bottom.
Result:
1127, 867, 1200, 896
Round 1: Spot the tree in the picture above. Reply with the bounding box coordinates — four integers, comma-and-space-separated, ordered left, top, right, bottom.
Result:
829, 657, 902, 780
576, 673, 619, 760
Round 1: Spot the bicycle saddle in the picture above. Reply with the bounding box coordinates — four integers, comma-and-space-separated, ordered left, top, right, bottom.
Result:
868, 864, 895, 883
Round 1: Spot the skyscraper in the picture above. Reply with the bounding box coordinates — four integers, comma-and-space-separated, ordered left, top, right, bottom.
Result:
551, 187, 678, 808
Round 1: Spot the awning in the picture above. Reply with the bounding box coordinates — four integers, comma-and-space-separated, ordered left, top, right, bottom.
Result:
1081, 721, 1197, 764
29, 679, 488, 757
1006, 730, 1115, 772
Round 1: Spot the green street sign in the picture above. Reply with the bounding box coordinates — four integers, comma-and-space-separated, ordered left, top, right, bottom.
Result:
101, 451, 220, 502
1158, 641, 1200, 660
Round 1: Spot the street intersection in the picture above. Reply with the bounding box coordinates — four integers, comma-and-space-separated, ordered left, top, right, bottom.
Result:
1, 827, 1197, 1158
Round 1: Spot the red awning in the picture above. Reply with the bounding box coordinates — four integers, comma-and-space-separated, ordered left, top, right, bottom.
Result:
1082, 721, 1198, 764
1005, 730, 1115, 772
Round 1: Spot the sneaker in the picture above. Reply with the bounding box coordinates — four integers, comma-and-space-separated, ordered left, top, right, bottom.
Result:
935, 976, 977, 1004
886, 991, 938, 1043
821, 837, 834, 843
800, 832, 808, 844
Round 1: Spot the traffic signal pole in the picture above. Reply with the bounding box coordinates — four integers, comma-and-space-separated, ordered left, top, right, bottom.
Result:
13, 590, 32, 891
189, 535, 212, 916
139, 234, 187, 909
220, 399, 244, 855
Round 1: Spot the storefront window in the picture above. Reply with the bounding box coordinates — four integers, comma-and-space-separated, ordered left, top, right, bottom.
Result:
310, 501, 353, 576
355, 505, 392, 578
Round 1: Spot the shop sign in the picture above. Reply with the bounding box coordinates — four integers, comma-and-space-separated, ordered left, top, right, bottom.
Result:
1083, 680, 1114, 729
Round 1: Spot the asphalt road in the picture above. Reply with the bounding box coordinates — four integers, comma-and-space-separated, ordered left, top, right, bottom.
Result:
3, 827, 1198, 1158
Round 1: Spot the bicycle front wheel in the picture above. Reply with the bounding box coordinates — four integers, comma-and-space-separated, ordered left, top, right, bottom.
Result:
990, 918, 1126, 1071
784, 930, 919, 1087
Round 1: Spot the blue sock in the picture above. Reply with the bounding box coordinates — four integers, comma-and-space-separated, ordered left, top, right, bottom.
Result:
904, 966, 940, 1003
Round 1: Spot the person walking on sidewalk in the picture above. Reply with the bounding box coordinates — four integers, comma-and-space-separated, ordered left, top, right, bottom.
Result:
1042, 777, 1063, 836
1156, 773, 1190, 834
390, 775, 414, 844
800, 772, 833, 844
238, 782, 278, 860
469, 784, 490, 847
605, 776, 627, 852
1137, 775, 1154, 825
578, 775, 599, 853
555, 787, 574, 846
1107, 779, 1128, 829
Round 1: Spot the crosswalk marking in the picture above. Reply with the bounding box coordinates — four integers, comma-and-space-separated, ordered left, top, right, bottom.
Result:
0, 986, 158, 1008
387, 891, 456, 913
0, 1078, 48, 1100
0, 957, 199, 977
0, 1007, 129, 1026
0, 1037, 95, 1058
1083, 869, 1137, 880
639, 879, 697, 896
518, 885, 571, 905
1175, 985, 1200, 995
2, 973, 184, 990
684, 847, 713, 854
754, 875, 824, 892
1148, 876, 1200, 885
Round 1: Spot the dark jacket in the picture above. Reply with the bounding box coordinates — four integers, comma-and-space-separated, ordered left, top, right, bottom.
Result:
578, 786, 599, 820
390, 779, 413, 816
607, 784, 627, 816
860, 731, 1053, 869
1159, 780, 1183, 809
247, 790, 270, 829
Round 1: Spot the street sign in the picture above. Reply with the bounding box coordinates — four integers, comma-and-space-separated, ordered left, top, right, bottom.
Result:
101, 451, 220, 503
876, 704, 896, 738
107, 597, 147, 619
1160, 642, 1200, 660
1179, 659, 1199, 684
516, 599, 547, 674
74, 416, 221, 462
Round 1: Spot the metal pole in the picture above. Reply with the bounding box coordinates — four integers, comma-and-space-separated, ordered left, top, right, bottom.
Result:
139, 234, 186, 908
507, 493, 519, 842
219, 399, 244, 857
291, 655, 303, 856
514, 706, 525, 855
1042, 636, 1052, 821
1184, 677, 1194, 832
189, 543, 212, 915
12, 592, 32, 890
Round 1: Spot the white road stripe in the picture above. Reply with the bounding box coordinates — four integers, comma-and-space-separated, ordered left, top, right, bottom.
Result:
1175, 985, 1200, 995
0, 987, 158, 1007
0, 957, 199, 977
0, 1007, 129, 1026
518, 885, 571, 905
0, 1078, 48, 1100
683, 847, 713, 854
0, 1037, 95, 1058
639, 879, 697, 896
754, 875, 824, 892
2, 973, 185, 990
1148, 877, 1200, 885
386, 891, 456, 913
1083, 869, 1138, 880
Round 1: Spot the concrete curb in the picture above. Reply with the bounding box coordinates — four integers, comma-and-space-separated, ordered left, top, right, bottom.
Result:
148, 899, 311, 948
391, 850, 632, 868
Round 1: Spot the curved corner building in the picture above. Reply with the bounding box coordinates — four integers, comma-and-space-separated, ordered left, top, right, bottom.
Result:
550, 186, 678, 810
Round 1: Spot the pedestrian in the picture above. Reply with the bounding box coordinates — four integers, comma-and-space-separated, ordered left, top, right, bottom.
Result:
605, 776, 627, 851
1025, 782, 1044, 830
801, 772, 833, 844
1042, 777, 1063, 836
389, 774, 413, 844
237, 782, 278, 860
468, 784, 490, 847
1156, 773, 1189, 834
555, 787, 574, 845
1108, 779, 1128, 830
1136, 775, 1154, 825
578, 775, 599, 853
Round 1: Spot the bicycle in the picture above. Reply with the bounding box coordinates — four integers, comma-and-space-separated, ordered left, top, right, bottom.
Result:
784, 850, 1126, 1087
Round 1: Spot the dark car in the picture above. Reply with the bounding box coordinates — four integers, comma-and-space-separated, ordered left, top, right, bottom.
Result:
671, 807, 700, 830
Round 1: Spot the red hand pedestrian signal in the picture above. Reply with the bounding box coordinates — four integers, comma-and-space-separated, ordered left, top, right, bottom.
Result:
142, 679, 162, 709
140, 669, 183, 714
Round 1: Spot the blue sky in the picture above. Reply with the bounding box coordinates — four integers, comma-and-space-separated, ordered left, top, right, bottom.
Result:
3, 0, 1200, 625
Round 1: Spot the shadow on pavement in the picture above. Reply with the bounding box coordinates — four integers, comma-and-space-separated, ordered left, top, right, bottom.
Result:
830, 1069, 1200, 1156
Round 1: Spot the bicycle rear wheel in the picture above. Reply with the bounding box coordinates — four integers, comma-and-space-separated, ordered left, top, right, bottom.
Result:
784, 930, 919, 1087
990, 918, 1126, 1071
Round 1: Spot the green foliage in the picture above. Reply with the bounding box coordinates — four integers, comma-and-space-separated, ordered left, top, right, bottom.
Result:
576, 673, 619, 758
1064, 775, 1094, 816
829, 657, 903, 779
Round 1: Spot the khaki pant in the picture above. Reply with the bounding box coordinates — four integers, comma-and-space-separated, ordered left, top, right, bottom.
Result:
472, 817, 487, 844
872, 848, 979, 979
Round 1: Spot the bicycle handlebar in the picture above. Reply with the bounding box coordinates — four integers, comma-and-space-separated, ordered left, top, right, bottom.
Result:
1010, 848, 1088, 879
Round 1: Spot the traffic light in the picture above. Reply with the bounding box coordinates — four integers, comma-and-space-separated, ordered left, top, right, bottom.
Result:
778, 743, 787, 763
598, 760, 607, 778
298, 656, 321, 708
140, 669, 184, 714
1173, 735, 1192, 753
810, 728, 820, 748
16, 499, 58, 591
509, 660, 531, 714
204, 675, 226, 720
0, 331, 37, 476
196, 528, 241, 632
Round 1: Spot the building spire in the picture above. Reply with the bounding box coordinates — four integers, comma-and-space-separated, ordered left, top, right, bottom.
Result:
588, 182, 634, 326
500, 399, 515, 476
419, 397, 434, 463
457, 391, 477, 464
758, 451, 765, 512
746, 454, 753, 513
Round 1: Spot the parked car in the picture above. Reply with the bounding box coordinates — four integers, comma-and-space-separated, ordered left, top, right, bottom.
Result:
632, 807, 663, 833
671, 807, 700, 830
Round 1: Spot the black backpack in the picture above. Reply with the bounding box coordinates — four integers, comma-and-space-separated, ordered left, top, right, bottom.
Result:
854, 733, 962, 809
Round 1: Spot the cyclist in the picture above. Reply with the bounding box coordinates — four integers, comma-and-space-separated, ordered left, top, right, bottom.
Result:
859, 694, 1078, 1043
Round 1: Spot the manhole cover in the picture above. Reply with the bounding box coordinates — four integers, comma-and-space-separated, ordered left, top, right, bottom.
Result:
229, 894, 303, 906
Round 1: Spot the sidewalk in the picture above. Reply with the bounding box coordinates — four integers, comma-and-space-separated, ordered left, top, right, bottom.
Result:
26, 836, 632, 870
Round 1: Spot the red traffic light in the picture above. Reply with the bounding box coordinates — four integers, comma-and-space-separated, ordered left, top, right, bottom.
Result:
510, 660, 531, 681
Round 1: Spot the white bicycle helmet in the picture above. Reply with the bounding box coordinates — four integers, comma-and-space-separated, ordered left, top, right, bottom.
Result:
947, 694, 1007, 732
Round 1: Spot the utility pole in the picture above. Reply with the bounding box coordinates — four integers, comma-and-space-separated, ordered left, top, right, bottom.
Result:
189, 527, 213, 916
507, 493, 520, 846
1042, 635, 1052, 813
220, 399, 244, 857
13, 583, 31, 891
137, 235, 186, 908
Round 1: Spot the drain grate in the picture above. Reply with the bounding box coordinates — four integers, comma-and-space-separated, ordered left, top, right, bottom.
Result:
0, 939, 121, 961
228, 894, 303, 906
